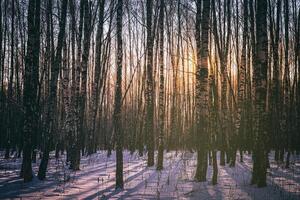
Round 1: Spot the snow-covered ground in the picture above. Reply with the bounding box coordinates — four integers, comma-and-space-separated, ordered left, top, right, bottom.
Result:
0, 151, 300, 199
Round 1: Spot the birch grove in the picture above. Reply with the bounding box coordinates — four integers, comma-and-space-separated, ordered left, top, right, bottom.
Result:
0, 0, 299, 191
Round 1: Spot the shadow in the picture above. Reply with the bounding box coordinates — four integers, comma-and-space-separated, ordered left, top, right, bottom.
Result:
1, 151, 300, 199
222, 158, 300, 200
184, 180, 224, 200
0, 177, 61, 199
68, 166, 150, 199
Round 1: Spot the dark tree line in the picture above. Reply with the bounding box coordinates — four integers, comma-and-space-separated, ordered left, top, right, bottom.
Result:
0, 0, 299, 188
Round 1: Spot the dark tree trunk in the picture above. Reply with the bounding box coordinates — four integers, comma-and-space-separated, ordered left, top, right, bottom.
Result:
212, 150, 218, 185
234, 0, 248, 168
115, 0, 124, 190
157, 0, 165, 171
194, 0, 210, 182
78, 0, 92, 160
89, 0, 105, 155
285, 151, 290, 168
145, 0, 155, 167
251, 0, 268, 187
38, 0, 68, 180
22, 0, 41, 182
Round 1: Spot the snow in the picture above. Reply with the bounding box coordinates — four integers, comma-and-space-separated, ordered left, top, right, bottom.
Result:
0, 151, 300, 199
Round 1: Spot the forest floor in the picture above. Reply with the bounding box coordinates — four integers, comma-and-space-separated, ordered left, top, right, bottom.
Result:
0, 150, 300, 199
